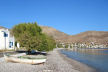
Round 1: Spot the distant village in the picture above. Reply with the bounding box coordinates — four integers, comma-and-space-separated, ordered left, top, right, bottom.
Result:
57, 42, 108, 49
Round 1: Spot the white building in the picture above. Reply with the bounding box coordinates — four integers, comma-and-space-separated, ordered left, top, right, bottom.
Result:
0, 28, 15, 50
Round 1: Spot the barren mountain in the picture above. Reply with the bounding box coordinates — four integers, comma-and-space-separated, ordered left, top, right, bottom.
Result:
41, 26, 108, 44
40, 26, 70, 43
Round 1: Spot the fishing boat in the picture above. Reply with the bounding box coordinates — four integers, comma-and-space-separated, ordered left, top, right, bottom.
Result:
4, 54, 47, 64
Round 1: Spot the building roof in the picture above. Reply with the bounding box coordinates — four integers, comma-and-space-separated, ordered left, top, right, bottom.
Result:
0, 26, 14, 37
0, 26, 7, 29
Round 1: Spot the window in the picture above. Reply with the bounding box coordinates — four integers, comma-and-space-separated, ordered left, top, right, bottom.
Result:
4, 33, 8, 37
9, 42, 13, 48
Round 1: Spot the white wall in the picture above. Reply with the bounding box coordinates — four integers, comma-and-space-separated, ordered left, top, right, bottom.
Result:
9, 36, 15, 50
0, 29, 14, 50
0, 30, 5, 49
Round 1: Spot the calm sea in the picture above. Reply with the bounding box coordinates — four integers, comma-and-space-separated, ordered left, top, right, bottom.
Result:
60, 48, 108, 72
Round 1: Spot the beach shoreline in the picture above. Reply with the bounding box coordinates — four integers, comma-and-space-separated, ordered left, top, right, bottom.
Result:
58, 48, 97, 72
0, 48, 97, 72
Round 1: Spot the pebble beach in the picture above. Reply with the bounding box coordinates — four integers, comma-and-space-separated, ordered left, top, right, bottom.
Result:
0, 48, 95, 72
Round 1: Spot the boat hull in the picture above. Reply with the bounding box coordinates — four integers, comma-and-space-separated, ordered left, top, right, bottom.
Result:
4, 55, 46, 64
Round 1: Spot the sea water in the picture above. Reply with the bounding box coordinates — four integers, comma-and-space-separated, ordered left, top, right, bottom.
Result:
60, 48, 108, 72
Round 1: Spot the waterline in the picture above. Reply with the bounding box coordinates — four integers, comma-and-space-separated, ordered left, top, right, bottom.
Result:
60, 48, 108, 72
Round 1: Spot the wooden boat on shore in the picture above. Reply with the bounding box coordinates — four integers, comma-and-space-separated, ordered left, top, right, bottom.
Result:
4, 54, 47, 64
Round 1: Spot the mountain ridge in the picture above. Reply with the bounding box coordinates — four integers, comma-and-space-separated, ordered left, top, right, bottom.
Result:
0, 26, 108, 45
40, 26, 108, 45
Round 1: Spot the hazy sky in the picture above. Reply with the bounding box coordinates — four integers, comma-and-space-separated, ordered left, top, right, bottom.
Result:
0, 0, 108, 35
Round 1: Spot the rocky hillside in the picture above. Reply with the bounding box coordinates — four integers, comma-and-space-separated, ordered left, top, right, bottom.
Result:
40, 26, 70, 43
41, 26, 108, 44
70, 31, 108, 44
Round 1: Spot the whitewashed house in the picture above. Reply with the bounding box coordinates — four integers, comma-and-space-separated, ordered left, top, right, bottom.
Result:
0, 27, 15, 50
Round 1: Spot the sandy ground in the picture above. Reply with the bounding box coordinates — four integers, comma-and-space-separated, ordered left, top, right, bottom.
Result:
0, 48, 96, 72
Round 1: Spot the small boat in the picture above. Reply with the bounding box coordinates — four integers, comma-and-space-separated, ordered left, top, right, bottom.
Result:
4, 54, 47, 65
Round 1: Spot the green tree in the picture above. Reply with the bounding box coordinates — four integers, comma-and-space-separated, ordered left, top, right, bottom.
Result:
65, 44, 68, 48
57, 43, 63, 48
12, 22, 56, 51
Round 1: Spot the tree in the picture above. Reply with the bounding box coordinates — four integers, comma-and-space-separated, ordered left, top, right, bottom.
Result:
12, 22, 56, 51
37, 34, 56, 51
57, 43, 64, 48
65, 44, 68, 48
